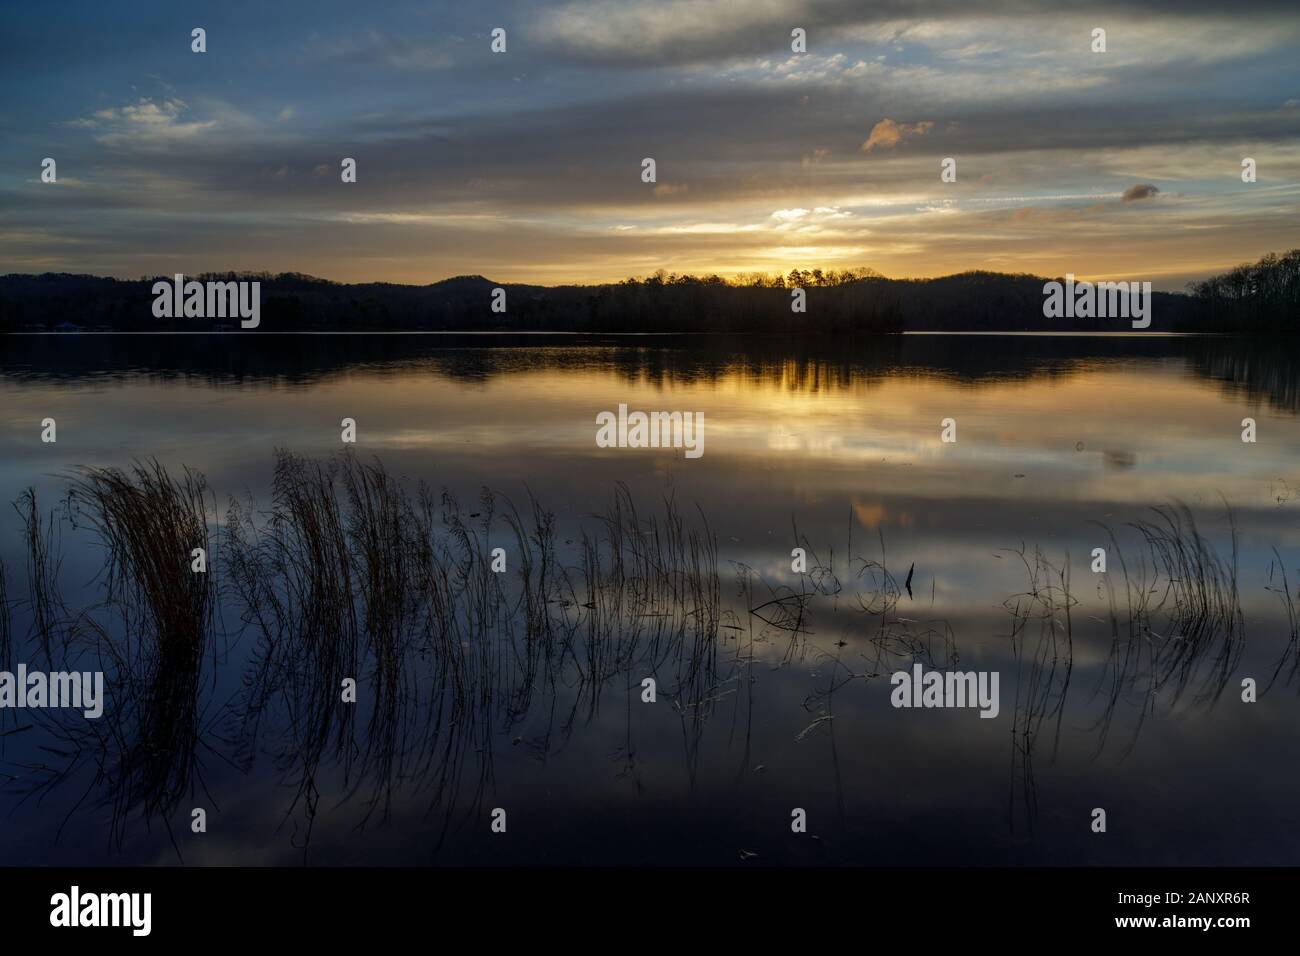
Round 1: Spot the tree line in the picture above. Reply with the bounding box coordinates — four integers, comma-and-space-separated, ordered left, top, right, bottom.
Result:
1, 251, 1295, 334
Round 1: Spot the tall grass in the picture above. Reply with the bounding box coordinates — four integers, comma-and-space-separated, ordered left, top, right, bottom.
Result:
6, 455, 1270, 858
17, 488, 64, 661
5, 462, 218, 854
0, 557, 10, 675
1265, 549, 1299, 692
1001, 545, 1075, 834
1087, 503, 1244, 758
219, 452, 723, 837
1002, 504, 1244, 832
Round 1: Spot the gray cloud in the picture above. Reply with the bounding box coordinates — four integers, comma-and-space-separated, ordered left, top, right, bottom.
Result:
526, 0, 1300, 66
3, 0, 1297, 285
28, 83, 1299, 222
1121, 183, 1161, 202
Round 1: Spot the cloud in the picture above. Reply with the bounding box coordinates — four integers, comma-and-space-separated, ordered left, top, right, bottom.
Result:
1121, 183, 1161, 202
7, 0, 1298, 286
861, 118, 933, 152
527, 0, 1300, 66
771, 207, 812, 222
71, 98, 218, 150
768, 206, 854, 234
303, 29, 455, 71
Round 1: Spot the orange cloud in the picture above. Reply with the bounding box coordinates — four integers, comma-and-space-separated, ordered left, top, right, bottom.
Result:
861, 118, 934, 152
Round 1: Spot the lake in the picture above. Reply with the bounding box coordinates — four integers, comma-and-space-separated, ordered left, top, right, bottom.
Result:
0, 332, 1297, 866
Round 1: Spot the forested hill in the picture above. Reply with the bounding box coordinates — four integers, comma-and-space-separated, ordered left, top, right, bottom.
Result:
2, 250, 1296, 334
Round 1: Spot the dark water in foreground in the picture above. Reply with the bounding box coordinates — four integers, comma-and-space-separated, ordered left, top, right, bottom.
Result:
0, 332, 1297, 866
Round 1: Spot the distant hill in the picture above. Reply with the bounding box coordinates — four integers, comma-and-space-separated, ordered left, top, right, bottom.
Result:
1, 251, 1296, 334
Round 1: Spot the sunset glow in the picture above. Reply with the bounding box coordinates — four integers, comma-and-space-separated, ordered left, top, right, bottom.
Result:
3, 2, 1298, 289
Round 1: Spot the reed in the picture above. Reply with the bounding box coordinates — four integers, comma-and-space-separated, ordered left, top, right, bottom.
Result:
217, 453, 723, 837
1265, 549, 1299, 692
1001, 544, 1076, 834
17, 488, 64, 661
0, 557, 10, 675
65, 460, 214, 656
5, 461, 219, 853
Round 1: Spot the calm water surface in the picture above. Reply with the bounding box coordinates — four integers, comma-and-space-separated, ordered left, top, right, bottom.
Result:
0, 333, 1297, 866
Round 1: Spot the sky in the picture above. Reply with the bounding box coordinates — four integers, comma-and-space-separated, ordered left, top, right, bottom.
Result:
1, 0, 1298, 290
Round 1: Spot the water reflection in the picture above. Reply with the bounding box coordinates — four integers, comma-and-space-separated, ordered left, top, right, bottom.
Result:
0, 334, 1297, 865
1, 333, 1299, 414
